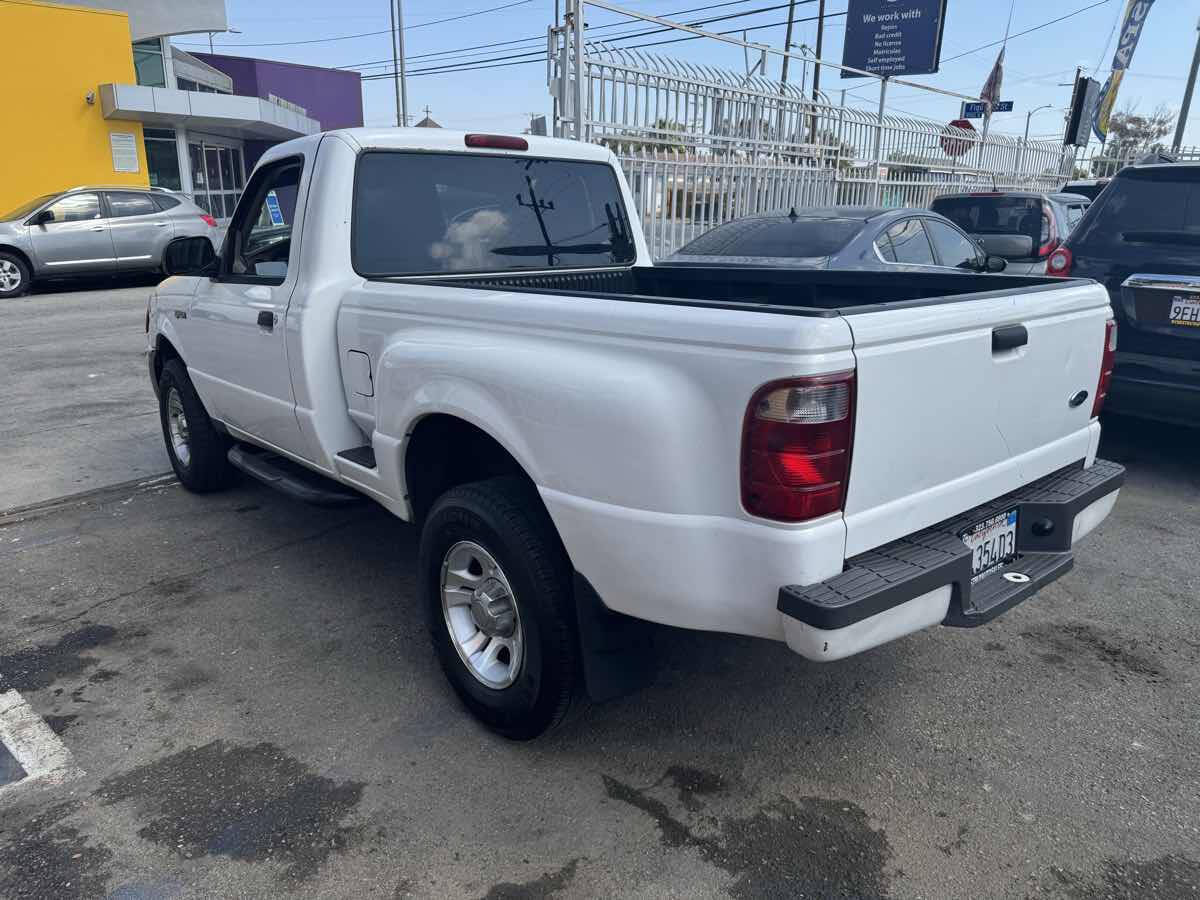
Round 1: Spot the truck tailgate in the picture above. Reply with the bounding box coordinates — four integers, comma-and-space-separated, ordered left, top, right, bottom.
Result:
841, 280, 1110, 557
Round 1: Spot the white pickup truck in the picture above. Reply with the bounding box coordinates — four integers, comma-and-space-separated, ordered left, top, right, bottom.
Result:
147, 129, 1124, 738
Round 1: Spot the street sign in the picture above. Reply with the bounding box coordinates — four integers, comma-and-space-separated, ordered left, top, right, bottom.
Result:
960, 100, 1013, 118
941, 119, 976, 157
841, 0, 949, 79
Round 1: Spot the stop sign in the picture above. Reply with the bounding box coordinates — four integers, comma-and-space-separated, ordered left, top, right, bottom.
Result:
940, 119, 976, 158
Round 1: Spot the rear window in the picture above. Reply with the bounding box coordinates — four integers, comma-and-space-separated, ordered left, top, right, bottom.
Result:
674, 217, 861, 258
931, 196, 1043, 237
1087, 167, 1200, 244
352, 151, 636, 276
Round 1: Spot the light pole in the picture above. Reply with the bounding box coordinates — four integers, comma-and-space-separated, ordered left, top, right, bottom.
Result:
1018, 103, 1054, 174
389, 0, 409, 127
208, 26, 241, 53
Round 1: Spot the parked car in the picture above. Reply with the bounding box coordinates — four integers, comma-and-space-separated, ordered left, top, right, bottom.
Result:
1047, 161, 1200, 426
0, 186, 218, 298
665, 206, 1007, 273
1062, 178, 1111, 201
930, 191, 1090, 275
148, 129, 1123, 738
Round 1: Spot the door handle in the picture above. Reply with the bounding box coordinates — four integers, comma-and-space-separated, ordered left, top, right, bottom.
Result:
992, 324, 1028, 353
90, 226, 105, 232
155, 222, 169, 227
257, 310, 275, 330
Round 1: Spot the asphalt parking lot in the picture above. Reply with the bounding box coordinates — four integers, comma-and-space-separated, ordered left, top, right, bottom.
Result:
1, 284, 1198, 899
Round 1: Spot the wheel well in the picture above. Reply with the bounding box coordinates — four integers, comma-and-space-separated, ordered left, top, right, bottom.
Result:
154, 335, 182, 383
404, 415, 531, 523
0, 244, 33, 273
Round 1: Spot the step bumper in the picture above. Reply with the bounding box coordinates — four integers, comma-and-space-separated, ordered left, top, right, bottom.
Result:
777, 459, 1126, 661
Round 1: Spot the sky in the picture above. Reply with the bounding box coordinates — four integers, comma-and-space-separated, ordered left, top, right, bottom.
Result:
170, 0, 1200, 148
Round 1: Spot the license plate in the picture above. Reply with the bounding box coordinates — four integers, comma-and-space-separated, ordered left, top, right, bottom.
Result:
959, 508, 1018, 583
1168, 295, 1200, 328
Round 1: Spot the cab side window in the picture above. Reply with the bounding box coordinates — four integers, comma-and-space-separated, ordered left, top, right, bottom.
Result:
107, 192, 157, 218
225, 159, 302, 283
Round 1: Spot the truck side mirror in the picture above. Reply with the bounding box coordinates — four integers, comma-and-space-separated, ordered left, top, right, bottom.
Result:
985, 255, 1007, 273
163, 236, 217, 276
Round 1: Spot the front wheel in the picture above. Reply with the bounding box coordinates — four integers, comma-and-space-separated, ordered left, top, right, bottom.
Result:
0, 252, 31, 298
157, 359, 235, 493
419, 477, 577, 740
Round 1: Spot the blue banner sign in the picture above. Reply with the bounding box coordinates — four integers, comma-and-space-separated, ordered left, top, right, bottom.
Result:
962, 100, 1013, 118
841, 0, 948, 79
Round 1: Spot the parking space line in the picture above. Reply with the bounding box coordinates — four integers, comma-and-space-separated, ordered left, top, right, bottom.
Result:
0, 689, 83, 798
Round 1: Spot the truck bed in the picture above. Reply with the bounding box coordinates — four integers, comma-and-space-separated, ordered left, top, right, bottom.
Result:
397, 265, 1069, 316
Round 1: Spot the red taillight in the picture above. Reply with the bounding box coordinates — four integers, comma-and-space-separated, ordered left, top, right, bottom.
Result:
741, 372, 855, 523
1092, 319, 1117, 418
1046, 245, 1073, 276
1037, 205, 1059, 258
200, 214, 218, 228
464, 133, 528, 151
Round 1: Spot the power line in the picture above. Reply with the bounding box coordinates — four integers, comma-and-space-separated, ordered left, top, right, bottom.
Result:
365, 6, 841, 80
175, 0, 534, 49
940, 0, 1114, 65
338, 0, 774, 69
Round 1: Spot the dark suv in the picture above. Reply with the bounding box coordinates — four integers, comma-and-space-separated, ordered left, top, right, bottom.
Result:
1047, 162, 1200, 426
930, 191, 1091, 275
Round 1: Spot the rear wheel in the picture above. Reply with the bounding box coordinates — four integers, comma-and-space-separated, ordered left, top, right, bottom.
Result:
0, 252, 31, 298
419, 477, 577, 740
157, 359, 235, 492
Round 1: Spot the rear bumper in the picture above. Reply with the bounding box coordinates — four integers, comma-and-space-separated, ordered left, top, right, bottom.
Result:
778, 459, 1125, 660
1107, 354, 1200, 425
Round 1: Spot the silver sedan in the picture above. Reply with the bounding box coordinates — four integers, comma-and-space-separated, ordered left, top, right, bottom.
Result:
0, 187, 219, 298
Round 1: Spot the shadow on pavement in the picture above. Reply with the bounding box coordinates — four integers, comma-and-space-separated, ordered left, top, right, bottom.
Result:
30, 272, 165, 296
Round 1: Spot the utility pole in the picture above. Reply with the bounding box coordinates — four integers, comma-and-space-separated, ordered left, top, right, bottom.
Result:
1173, 18, 1200, 153
389, 0, 409, 127
811, 0, 825, 103
780, 0, 796, 86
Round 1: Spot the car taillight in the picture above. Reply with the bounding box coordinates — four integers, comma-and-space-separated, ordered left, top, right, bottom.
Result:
1046, 246, 1073, 276
1092, 318, 1117, 418
200, 214, 218, 227
741, 372, 855, 523
1037, 205, 1059, 257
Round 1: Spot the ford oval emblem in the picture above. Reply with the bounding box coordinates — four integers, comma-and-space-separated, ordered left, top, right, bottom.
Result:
1068, 390, 1089, 408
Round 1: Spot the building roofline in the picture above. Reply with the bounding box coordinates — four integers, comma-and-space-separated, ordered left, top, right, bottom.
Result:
191, 51, 363, 79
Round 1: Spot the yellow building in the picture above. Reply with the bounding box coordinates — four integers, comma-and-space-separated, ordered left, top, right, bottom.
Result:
0, 0, 150, 213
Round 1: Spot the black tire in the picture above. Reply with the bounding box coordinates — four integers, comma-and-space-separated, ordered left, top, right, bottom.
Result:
419, 477, 577, 740
157, 358, 236, 493
0, 251, 31, 298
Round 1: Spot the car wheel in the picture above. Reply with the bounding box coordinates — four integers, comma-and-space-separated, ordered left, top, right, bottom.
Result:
0, 252, 31, 298
157, 358, 236, 493
419, 477, 577, 740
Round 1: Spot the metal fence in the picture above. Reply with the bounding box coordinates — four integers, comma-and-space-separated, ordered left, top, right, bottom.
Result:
549, 4, 1075, 256
1079, 143, 1200, 179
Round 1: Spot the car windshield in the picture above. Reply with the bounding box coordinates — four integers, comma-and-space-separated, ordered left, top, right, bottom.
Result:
673, 217, 862, 258
1, 194, 58, 221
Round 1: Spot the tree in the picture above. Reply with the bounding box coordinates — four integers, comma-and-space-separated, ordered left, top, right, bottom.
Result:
599, 118, 687, 154
1104, 103, 1175, 157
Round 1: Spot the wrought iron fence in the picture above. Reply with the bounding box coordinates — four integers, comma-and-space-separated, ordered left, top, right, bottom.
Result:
1079, 144, 1200, 179
550, 15, 1075, 256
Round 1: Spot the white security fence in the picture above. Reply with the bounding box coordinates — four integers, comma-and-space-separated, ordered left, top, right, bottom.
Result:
549, 3, 1074, 256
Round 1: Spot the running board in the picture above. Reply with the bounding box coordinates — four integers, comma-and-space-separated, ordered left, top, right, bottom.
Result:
227, 445, 362, 507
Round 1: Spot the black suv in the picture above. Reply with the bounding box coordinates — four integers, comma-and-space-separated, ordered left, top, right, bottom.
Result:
1048, 162, 1200, 426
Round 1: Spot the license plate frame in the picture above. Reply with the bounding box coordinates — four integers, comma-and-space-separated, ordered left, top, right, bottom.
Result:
1168, 295, 1200, 329
958, 508, 1019, 583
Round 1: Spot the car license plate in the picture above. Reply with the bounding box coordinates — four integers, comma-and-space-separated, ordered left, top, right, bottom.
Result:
1168, 295, 1200, 328
959, 508, 1018, 583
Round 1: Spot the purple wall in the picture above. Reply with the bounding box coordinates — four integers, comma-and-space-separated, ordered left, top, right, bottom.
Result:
194, 53, 363, 132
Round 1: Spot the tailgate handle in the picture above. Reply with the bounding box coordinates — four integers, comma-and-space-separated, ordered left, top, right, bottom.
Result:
992, 324, 1028, 353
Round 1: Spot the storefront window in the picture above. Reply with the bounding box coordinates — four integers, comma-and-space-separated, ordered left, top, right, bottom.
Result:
144, 128, 181, 191
188, 141, 246, 220
133, 39, 166, 88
